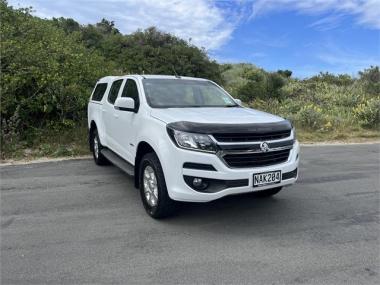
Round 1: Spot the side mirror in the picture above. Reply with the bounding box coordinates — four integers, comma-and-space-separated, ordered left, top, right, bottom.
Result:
114, 97, 135, 112
234, 98, 242, 105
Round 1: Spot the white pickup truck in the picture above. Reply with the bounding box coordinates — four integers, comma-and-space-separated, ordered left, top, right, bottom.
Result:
88, 75, 299, 218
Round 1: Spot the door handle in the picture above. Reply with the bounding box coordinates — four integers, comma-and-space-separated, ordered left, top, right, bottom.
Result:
113, 114, 119, 119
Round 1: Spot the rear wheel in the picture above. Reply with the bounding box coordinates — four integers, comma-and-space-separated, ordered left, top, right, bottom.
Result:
252, 187, 283, 198
90, 128, 109, 165
139, 152, 178, 219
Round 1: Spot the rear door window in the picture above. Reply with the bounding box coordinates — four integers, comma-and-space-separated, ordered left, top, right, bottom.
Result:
107, 79, 123, 104
91, 83, 108, 101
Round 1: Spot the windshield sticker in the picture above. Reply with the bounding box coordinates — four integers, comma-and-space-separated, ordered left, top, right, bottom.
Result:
223, 97, 231, 103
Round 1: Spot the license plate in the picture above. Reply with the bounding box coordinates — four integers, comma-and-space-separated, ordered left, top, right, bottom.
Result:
253, 171, 281, 187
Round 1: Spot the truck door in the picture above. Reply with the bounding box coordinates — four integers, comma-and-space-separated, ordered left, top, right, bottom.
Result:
102, 78, 124, 151
112, 78, 141, 163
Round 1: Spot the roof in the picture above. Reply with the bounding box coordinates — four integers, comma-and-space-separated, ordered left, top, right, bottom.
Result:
97, 74, 209, 82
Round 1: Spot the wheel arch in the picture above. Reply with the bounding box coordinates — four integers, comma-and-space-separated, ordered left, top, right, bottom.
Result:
89, 120, 97, 151
134, 141, 156, 189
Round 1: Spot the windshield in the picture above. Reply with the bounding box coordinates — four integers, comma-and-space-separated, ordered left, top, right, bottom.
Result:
142, 79, 238, 108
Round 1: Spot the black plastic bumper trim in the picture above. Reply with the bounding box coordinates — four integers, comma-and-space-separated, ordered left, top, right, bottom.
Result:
282, 168, 298, 180
183, 162, 217, 171
183, 175, 249, 193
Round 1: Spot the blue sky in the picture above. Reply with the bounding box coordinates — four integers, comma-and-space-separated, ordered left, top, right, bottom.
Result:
9, 0, 380, 78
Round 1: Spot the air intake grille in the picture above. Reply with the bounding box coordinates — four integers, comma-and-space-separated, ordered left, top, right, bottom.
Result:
212, 130, 291, 143
222, 149, 290, 168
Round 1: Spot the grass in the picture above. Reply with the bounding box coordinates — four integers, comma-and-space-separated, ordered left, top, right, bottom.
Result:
1, 123, 90, 162
297, 128, 380, 143
1, 123, 379, 162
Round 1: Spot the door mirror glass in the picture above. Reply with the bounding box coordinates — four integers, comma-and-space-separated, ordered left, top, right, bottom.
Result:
114, 97, 135, 112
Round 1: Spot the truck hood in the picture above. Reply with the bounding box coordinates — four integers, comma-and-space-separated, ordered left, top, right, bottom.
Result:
150, 107, 284, 125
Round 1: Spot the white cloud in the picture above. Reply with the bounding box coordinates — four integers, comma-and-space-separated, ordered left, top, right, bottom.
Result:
114, 0, 237, 50
318, 52, 379, 70
308, 14, 345, 31
9, 0, 239, 50
249, 0, 380, 29
357, 0, 380, 29
316, 42, 380, 74
251, 52, 266, 58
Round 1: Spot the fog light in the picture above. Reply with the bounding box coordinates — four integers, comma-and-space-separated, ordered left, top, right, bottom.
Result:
192, 177, 208, 190
193, 178, 203, 187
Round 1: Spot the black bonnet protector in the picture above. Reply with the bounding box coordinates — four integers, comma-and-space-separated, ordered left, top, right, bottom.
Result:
166, 120, 292, 134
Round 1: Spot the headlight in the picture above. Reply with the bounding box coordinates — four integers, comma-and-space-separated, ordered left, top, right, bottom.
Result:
167, 128, 217, 153
292, 126, 297, 140
288, 120, 296, 140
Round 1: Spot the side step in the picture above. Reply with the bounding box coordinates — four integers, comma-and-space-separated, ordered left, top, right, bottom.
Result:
101, 149, 134, 176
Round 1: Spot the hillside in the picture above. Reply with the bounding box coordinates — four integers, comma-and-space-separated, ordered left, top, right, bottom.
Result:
1, 1, 379, 160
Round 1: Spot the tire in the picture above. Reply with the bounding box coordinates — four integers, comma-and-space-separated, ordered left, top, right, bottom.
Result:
90, 128, 109, 165
252, 187, 283, 198
139, 152, 178, 219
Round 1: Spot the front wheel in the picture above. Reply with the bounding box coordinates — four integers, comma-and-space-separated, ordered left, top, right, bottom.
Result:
252, 187, 283, 198
139, 152, 178, 219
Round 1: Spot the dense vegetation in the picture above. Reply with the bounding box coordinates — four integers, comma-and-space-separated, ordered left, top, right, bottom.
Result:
1, 1, 379, 160
224, 64, 380, 134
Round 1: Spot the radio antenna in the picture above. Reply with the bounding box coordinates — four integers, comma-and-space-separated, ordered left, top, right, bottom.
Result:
172, 65, 181, 78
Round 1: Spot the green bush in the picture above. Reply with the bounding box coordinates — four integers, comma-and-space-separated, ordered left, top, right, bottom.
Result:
246, 76, 379, 134
237, 69, 267, 101
353, 98, 380, 127
235, 67, 288, 102
296, 104, 325, 130
359, 66, 380, 96
306, 72, 354, 86
0, 1, 224, 150
1, 1, 116, 132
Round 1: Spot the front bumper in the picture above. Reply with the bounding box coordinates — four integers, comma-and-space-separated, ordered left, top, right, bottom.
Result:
160, 140, 300, 202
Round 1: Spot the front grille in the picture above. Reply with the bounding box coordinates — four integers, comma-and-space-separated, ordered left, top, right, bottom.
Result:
222, 149, 290, 168
212, 130, 291, 143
